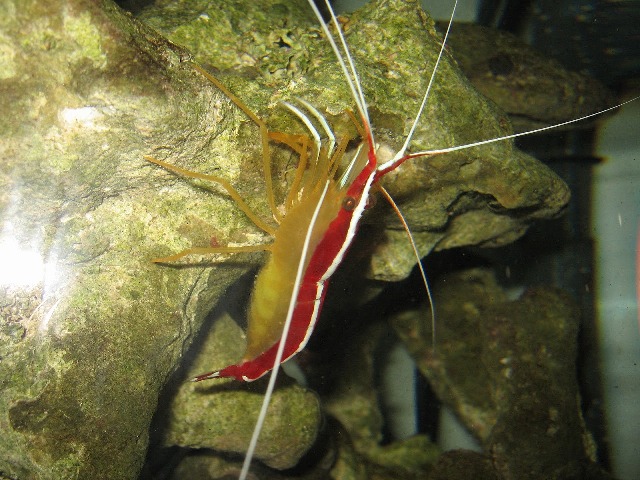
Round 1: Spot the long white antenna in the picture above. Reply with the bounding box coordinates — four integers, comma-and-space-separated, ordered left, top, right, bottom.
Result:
323, 0, 369, 126
407, 95, 640, 158
390, 0, 458, 166
306, 0, 372, 136
378, 0, 458, 170
238, 181, 332, 480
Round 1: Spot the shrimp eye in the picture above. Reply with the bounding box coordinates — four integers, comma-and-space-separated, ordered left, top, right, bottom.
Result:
342, 196, 357, 211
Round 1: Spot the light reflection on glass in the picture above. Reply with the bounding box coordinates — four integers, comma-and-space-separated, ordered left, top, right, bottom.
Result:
0, 237, 47, 288
0, 233, 65, 331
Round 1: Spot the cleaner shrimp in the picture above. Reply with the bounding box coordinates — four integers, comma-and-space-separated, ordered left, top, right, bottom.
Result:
145, 0, 638, 478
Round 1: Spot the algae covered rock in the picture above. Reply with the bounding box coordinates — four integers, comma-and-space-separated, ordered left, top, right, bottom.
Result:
0, 0, 313, 477
439, 22, 615, 132
158, 312, 321, 470
317, 315, 440, 479
391, 269, 610, 479
0, 1, 211, 477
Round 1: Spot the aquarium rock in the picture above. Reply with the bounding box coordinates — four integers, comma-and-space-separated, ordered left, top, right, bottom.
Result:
392, 269, 612, 480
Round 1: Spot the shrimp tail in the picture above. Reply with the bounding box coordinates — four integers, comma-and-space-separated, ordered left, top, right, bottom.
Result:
191, 360, 269, 382
191, 367, 236, 382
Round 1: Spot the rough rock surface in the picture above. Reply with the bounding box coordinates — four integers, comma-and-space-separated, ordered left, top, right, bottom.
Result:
439, 22, 615, 132
391, 269, 611, 480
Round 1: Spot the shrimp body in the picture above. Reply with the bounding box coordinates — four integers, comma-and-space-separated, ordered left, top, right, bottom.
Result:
195, 135, 376, 381
147, 55, 379, 383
